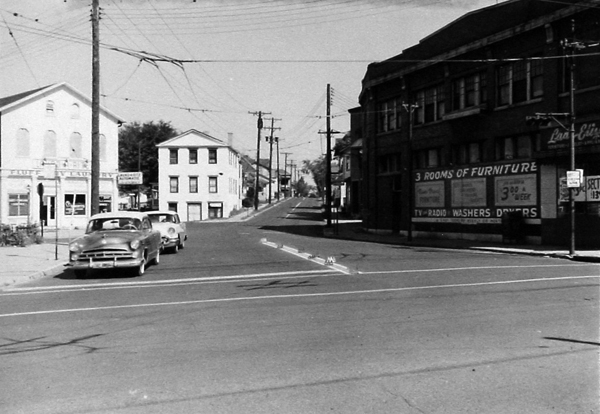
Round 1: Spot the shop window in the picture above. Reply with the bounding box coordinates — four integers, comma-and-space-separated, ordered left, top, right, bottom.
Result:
16, 128, 30, 158
170, 149, 178, 164
8, 194, 29, 216
189, 176, 198, 193
64, 194, 86, 216
70, 132, 83, 158
189, 149, 198, 164
208, 149, 217, 164
209, 176, 218, 193
170, 176, 179, 193
208, 204, 223, 219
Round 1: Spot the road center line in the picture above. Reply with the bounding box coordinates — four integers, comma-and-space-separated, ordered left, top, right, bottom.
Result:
0, 275, 597, 319
358, 263, 599, 275
2, 269, 333, 293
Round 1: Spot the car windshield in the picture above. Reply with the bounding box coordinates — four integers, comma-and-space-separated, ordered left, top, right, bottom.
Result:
86, 217, 142, 233
148, 214, 176, 224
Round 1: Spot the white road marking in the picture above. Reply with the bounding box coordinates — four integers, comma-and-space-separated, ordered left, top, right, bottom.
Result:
284, 201, 303, 220
0, 275, 597, 319
358, 263, 599, 275
2, 269, 334, 293
262, 240, 350, 275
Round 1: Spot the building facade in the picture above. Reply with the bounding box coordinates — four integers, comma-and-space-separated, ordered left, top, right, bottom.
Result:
157, 130, 242, 220
357, 0, 600, 247
0, 83, 122, 229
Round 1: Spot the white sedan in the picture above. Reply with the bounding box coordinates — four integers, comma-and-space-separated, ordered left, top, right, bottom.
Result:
147, 211, 187, 253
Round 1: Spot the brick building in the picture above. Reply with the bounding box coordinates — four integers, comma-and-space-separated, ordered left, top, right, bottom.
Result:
356, 0, 600, 247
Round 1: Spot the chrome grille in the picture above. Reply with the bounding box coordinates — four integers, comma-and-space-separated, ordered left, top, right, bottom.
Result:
79, 248, 133, 260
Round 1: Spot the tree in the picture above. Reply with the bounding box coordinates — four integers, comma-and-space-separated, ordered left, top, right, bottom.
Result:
302, 156, 326, 197
119, 120, 178, 194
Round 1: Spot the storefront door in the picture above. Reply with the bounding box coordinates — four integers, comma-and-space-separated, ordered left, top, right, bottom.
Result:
43, 196, 56, 227
188, 203, 202, 221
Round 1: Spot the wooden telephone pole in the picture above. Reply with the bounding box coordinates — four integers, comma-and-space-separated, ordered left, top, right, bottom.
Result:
91, 0, 100, 215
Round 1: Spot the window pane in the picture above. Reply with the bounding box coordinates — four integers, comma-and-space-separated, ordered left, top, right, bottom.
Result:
189, 149, 198, 164
44, 130, 57, 158
517, 136, 532, 158
170, 177, 179, 193
209, 176, 218, 193
16, 128, 30, 158
209, 149, 217, 164
189, 176, 198, 193
70, 132, 82, 158
170, 149, 178, 164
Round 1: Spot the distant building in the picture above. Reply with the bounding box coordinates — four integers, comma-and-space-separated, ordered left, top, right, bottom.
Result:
356, 0, 600, 247
156, 129, 242, 220
0, 83, 123, 228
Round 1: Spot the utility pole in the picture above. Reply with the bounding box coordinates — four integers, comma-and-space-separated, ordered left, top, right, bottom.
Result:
264, 117, 281, 204
403, 102, 418, 242
276, 137, 281, 201
282, 152, 291, 197
249, 111, 271, 210
91, 0, 100, 215
325, 84, 332, 226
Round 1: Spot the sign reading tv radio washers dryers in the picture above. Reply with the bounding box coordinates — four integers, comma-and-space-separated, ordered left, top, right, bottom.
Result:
117, 172, 143, 185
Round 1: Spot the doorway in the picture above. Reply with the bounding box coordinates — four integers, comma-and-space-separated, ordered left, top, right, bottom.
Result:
187, 203, 202, 221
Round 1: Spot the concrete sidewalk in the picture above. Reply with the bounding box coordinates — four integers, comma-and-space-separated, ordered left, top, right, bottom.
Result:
1, 208, 599, 290
324, 220, 600, 263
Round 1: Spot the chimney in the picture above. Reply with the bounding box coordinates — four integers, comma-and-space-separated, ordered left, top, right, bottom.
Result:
228, 132, 234, 147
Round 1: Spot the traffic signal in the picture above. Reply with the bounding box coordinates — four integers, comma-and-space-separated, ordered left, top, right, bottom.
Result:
525, 114, 552, 126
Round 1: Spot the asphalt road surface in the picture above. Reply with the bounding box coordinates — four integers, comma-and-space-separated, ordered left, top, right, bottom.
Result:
1, 198, 598, 413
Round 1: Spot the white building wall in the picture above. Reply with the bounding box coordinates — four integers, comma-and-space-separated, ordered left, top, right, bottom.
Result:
0, 84, 121, 228
158, 131, 242, 221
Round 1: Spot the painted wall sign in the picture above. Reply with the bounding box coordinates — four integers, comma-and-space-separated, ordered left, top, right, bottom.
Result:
413, 161, 540, 223
414, 161, 537, 182
494, 174, 537, 206
415, 181, 445, 208
451, 178, 486, 207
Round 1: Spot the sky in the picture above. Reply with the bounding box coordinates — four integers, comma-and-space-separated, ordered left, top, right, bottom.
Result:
0, 0, 503, 168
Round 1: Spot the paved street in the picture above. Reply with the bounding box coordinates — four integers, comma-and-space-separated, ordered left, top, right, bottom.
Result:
1, 198, 598, 413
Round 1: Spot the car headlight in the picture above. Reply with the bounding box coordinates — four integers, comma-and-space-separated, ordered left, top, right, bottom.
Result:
69, 242, 82, 252
168, 227, 176, 236
130, 240, 141, 249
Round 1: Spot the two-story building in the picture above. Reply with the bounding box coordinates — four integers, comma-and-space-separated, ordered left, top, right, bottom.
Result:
0, 83, 123, 228
157, 129, 242, 220
357, 0, 600, 247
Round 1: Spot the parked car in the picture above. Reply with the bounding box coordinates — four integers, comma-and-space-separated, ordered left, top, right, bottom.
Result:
147, 211, 187, 253
68, 211, 162, 277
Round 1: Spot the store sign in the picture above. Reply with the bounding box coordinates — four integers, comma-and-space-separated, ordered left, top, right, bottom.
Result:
414, 161, 537, 182
117, 172, 143, 185
546, 122, 600, 150
559, 175, 600, 202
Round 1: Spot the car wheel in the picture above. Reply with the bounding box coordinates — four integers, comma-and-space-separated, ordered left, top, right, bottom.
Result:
179, 237, 185, 250
74, 269, 87, 278
152, 249, 160, 265
171, 242, 179, 254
